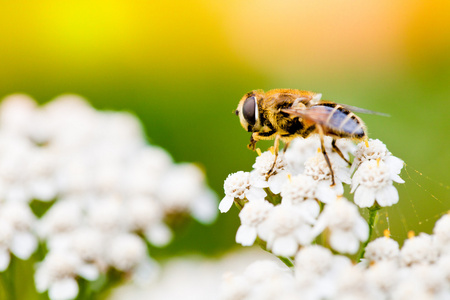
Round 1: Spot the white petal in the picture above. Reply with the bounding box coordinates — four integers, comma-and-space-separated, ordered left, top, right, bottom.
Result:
330, 182, 344, 195
49, 278, 79, 300
78, 264, 99, 281
354, 186, 376, 208
330, 230, 359, 254
384, 156, 404, 174
267, 172, 288, 194
311, 217, 327, 239
354, 217, 369, 241
246, 187, 266, 202
299, 199, 320, 219
391, 173, 405, 184
218, 195, 234, 213
336, 169, 352, 185
235, 225, 257, 246
376, 185, 399, 207
271, 236, 298, 257
190, 189, 218, 224
145, 223, 173, 247
315, 185, 337, 204
295, 226, 314, 245
10, 231, 37, 259
35, 267, 51, 292
0, 248, 10, 271
251, 175, 269, 188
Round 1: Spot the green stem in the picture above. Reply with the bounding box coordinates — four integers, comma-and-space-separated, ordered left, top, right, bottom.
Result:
358, 205, 381, 261
276, 256, 294, 268
264, 188, 282, 205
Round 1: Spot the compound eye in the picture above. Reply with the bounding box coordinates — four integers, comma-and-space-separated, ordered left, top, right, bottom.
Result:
242, 96, 257, 125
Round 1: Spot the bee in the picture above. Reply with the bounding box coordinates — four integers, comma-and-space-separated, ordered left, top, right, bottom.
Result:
235, 89, 387, 185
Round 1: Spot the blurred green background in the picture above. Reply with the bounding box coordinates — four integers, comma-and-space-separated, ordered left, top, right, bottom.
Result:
0, 0, 449, 258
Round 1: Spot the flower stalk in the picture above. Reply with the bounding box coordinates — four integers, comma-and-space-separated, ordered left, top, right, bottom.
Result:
358, 204, 381, 261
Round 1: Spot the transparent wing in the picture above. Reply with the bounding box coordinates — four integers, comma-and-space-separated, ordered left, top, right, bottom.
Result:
282, 106, 333, 126
331, 103, 390, 117
282, 106, 363, 134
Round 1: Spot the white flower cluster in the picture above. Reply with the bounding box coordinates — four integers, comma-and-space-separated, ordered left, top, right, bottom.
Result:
219, 135, 404, 257
221, 214, 450, 299
0, 94, 217, 300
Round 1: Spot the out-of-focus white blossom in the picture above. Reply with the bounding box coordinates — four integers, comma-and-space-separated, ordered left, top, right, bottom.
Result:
364, 236, 400, 263
433, 213, 450, 255
219, 171, 266, 213
34, 250, 98, 300
400, 233, 438, 267
313, 197, 369, 254
0, 93, 218, 297
0, 202, 37, 260
108, 233, 147, 272
236, 200, 274, 246
220, 259, 296, 300
295, 245, 352, 299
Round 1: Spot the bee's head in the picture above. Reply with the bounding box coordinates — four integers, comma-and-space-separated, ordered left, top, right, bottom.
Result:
235, 91, 262, 132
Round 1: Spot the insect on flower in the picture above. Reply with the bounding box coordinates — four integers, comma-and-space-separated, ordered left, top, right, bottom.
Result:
235, 89, 388, 185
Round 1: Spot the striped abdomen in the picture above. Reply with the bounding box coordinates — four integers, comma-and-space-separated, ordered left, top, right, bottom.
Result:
310, 102, 366, 139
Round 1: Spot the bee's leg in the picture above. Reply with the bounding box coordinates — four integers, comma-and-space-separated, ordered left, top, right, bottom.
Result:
282, 141, 291, 153
268, 135, 280, 175
331, 139, 351, 166
247, 134, 257, 150
317, 125, 335, 186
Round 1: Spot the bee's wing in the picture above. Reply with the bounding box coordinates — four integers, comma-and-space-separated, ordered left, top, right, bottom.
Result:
281, 106, 334, 126
331, 103, 390, 117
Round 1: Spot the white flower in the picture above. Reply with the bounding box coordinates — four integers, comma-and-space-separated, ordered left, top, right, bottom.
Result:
87, 196, 128, 233
351, 139, 404, 174
284, 136, 320, 175
433, 213, 450, 255
0, 134, 35, 203
0, 202, 38, 260
28, 149, 58, 201
304, 153, 351, 195
400, 233, 438, 267
220, 273, 251, 300
122, 147, 173, 197
34, 250, 95, 300
366, 261, 400, 298
313, 197, 369, 254
364, 236, 400, 263
126, 196, 173, 247
0, 94, 37, 136
295, 245, 352, 300
107, 233, 147, 272
242, 260, 296, 300
219, 171, 266, 213
351, 159, 404, 208
189, 188, 218, 225
0, 220, 13, 271
236, 200, 274, 246
258, 203, 315, 257
281, 174, 336, 205
158, 164, 204, 212
38, 200, 83, 239
251, 151, 289, 194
